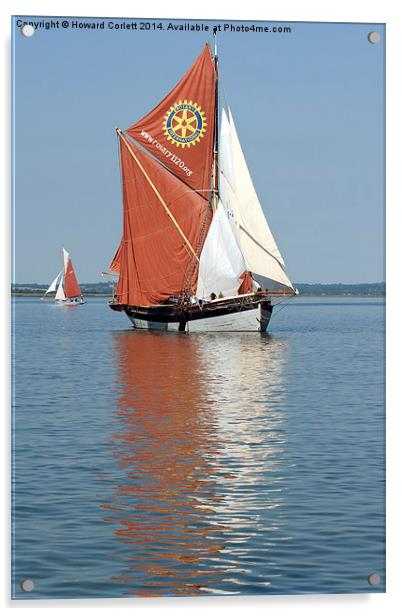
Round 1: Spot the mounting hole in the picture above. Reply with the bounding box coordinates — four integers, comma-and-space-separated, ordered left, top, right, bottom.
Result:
21, 24, 35, 37
368, 31, 381, 44
368, 573, 381, 586
21, 579, 34, 592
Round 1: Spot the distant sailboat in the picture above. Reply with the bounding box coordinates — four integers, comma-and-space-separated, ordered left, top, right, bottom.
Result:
44, 248, 85, 305
108, 36, 296, 332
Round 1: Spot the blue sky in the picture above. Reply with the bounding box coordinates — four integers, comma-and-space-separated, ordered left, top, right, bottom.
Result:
12, 16, 385, 283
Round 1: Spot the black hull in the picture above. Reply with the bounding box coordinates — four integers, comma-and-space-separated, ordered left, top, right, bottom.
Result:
110, 293, 273, 332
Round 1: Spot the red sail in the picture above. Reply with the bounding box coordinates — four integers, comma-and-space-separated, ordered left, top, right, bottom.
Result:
114, 136, 212, 307
109, 241, 123, 273
126, 44, 216, 199
64, 259, 82, 298
238, 271, 253, 295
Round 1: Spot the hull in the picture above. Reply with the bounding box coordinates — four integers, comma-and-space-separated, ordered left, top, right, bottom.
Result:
55, 297, 85, 306
110, 293, 273, 333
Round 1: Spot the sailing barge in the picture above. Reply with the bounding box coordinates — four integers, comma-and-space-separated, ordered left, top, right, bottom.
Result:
109, 36, 296, 332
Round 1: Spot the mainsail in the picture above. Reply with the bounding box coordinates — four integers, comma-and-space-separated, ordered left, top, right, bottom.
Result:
62, 248, 82, 299
112, 135, 211, 306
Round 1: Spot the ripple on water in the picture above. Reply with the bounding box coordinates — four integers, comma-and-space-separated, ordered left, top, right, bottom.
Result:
12, 298, 385, 598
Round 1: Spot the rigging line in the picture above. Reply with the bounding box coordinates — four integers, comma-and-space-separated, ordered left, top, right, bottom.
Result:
238, 224, 287, 270
270, 295, 297, 320
215, 70, 292, 281
216, 46, 232, 121
116, 127, 199, 264
181, 208, 211, 298
219, 70, 230, 115
116, 127, 124, 213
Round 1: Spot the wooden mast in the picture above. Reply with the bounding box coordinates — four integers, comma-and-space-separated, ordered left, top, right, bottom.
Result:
212, 27, 219, 213
116, 127, 199, 264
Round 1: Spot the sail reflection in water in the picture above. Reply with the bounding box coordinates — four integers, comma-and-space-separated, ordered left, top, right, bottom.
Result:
101, 332, 290, 596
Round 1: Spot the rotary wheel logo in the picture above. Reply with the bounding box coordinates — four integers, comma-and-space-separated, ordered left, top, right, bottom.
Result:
163, 100, 207, 148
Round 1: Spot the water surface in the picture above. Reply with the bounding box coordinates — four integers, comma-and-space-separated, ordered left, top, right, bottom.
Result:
12, 297, 385, 598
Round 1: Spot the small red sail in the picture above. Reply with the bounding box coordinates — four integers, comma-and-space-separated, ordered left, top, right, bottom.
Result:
238, 271, 253, 295
126, 44, 216, 199
109, 241, 123, 274
64, 258, 82, 298
114, 136, 212, 307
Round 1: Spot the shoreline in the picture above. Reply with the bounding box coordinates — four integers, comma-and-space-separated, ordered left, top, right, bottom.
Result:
11, 292, 385, 299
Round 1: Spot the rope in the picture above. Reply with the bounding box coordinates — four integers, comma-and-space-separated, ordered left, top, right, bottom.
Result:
270, 295, 297, 320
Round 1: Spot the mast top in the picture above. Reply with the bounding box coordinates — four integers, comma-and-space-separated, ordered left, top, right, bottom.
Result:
213, 26, 218, 58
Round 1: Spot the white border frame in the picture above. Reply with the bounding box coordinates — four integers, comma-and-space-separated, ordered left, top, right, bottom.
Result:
3, 1, 400, 613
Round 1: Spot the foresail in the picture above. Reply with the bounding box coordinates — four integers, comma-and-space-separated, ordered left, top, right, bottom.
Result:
114, 136, 212, 307
126, 44, 216, 198
219, 109, 294, 291
196, 201, 246, 300
45, 271, 62, 294
55, 278, 65, 300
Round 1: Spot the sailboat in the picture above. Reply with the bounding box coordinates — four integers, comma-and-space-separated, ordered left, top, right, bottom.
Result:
108, 35, 296, 332
43, 248, 85, 305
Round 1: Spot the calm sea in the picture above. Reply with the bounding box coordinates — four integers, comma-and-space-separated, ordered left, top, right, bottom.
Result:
11, 296, 385, 599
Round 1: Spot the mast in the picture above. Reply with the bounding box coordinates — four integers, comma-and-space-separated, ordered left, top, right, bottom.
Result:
212, 27, 219, 213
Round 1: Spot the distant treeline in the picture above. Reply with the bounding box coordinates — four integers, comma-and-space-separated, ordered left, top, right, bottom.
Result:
12, 281, 385, 296
11, 281, 115, 296
295, 282, 385, 296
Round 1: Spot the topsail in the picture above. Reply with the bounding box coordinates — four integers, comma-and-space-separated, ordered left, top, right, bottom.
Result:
126, 44, 216, 198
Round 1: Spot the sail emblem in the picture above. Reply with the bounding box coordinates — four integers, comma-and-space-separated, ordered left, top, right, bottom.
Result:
163, 100, 207, 148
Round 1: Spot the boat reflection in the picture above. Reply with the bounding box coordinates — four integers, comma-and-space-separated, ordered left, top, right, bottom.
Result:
102, 331, 290, 596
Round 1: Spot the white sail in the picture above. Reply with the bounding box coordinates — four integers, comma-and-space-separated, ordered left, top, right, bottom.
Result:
219, 108, 294, 291
196, 201, 246, 300
62, 248, 70, 274
55, 277, 65, 301
44, 271, 62, 295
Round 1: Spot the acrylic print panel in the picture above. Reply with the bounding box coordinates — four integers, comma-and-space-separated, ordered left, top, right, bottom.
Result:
12, 16, 385, 599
